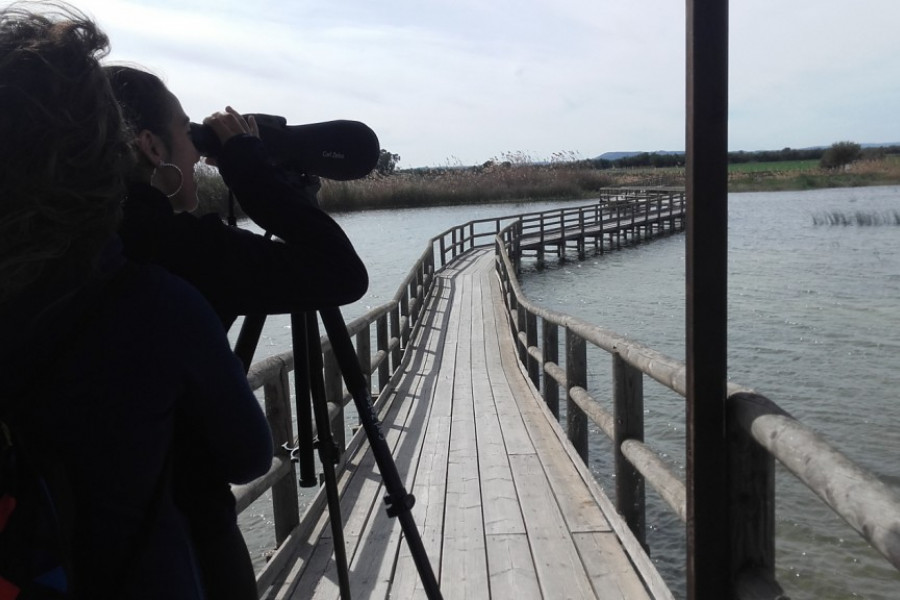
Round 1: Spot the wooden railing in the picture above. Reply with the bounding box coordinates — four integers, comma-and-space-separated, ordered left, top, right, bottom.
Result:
434, 187, 685, 270
492, 213, 900, 599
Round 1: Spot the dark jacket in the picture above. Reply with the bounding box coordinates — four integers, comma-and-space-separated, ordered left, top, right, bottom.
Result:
0, 240, 273, 599
120, 134, 369, 329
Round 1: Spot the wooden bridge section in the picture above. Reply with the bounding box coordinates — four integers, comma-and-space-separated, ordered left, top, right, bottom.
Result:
514, 190, 685, 264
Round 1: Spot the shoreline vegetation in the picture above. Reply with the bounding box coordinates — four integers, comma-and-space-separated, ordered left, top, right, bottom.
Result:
194, 152, 900, 217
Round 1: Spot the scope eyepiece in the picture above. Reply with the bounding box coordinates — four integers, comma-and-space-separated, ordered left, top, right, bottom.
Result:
189, 122, 222, 158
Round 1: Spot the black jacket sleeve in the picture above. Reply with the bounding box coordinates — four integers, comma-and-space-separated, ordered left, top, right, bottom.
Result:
120, 136, 368, 325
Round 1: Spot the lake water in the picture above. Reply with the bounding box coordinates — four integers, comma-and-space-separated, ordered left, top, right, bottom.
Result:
238, 186, 900, 599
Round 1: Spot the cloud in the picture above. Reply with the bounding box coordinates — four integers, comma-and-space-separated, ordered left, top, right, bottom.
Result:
76, 0, 900, 167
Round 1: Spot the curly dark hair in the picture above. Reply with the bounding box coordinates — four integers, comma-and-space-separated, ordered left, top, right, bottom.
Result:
0, 2, 133, 306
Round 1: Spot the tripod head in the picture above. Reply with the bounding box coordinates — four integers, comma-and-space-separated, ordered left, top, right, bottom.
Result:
191, 115, 380, 181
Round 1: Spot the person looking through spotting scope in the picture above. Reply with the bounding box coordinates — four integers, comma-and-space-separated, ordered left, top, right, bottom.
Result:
108, 65, 369, 330
105, 65, 371, 599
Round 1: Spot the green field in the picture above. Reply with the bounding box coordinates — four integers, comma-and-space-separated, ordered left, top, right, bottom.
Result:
728, 159, 819, 173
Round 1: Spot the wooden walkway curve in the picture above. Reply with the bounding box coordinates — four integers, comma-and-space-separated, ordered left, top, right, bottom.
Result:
259, 248, 665, 599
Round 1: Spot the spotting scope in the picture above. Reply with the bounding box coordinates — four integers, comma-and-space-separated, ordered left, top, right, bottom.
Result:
190, 114, 380, 181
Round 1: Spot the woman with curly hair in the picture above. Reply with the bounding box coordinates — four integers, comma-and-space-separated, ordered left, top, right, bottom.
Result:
0, 3, 273, 598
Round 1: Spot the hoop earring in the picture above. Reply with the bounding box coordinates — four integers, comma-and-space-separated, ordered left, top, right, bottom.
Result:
150, 161, 184, 198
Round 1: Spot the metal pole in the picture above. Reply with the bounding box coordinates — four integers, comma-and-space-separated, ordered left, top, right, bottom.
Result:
685, 0, 730, 598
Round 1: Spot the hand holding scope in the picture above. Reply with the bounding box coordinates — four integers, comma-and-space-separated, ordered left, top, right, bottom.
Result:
190, 114, 380, 181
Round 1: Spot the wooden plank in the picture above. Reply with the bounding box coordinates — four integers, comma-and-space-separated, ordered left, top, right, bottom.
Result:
391, 274, 460, 597
267, 507, 333, 600
486, 265, 674, 600
440, 270, 489, 599
478, 263, 536, 457
307, 365, 423, 599
292, 275, 455, 600
344, 275, 458, 599
572, 532, 652, 600
471, 266, 528, 537
485, 264, 611, 535
485, 533, 542, 599
514, 382, 611, 534
508, 453, 596, 599
390, 414, 452, 599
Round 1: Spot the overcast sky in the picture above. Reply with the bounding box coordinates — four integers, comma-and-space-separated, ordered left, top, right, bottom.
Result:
70, 0, 900, 168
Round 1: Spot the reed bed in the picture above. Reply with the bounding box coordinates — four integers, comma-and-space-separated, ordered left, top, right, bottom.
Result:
317, 162, 624, 212
812, 210, 900, 226
192, 154, 900, 216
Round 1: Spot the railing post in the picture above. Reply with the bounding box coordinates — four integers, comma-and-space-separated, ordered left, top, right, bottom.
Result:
400, 290, 410, 350
537, 212, 546, 267
565, 328, 588, 463
417, 259, 425, 296
655, 193, 663, 236
514, 220, 522, 274
616, 202, 623, 249
542, 320, 559, 418
323, 347, 346, 453
516, 304, 527, 366
557, 208, 565, 260
577, 209, 586, 259
264, 363, 299, 545
525, 311, 539, 387
410, 279, 420, 328
505, 262, 518, 315
377, 314, 389, 392
356, 327, 371, 394
727, 393, 784, 599
425, 246, 435, 294
390, 304, 402, 370
613, 353, 646, 549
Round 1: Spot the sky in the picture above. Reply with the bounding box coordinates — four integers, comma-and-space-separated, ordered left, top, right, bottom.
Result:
64, 0, 900, 169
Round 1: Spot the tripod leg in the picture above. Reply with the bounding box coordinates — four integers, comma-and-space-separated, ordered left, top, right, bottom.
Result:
234, 314, 267, 372
290, 314, 317, 487
302, 312, 352, 600
318, 308, 443, 600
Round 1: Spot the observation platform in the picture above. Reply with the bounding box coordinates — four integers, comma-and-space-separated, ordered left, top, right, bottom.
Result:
256, 248, 667, 599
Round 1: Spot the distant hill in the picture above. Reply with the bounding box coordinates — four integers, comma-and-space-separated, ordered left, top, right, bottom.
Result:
597, 150, 683, 161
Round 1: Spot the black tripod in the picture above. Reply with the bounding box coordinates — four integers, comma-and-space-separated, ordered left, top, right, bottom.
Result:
234, 307, 442, 600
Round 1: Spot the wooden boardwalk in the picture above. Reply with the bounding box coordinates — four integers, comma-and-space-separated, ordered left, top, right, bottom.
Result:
259, 248, 664, 599
517, 202, 683, 255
